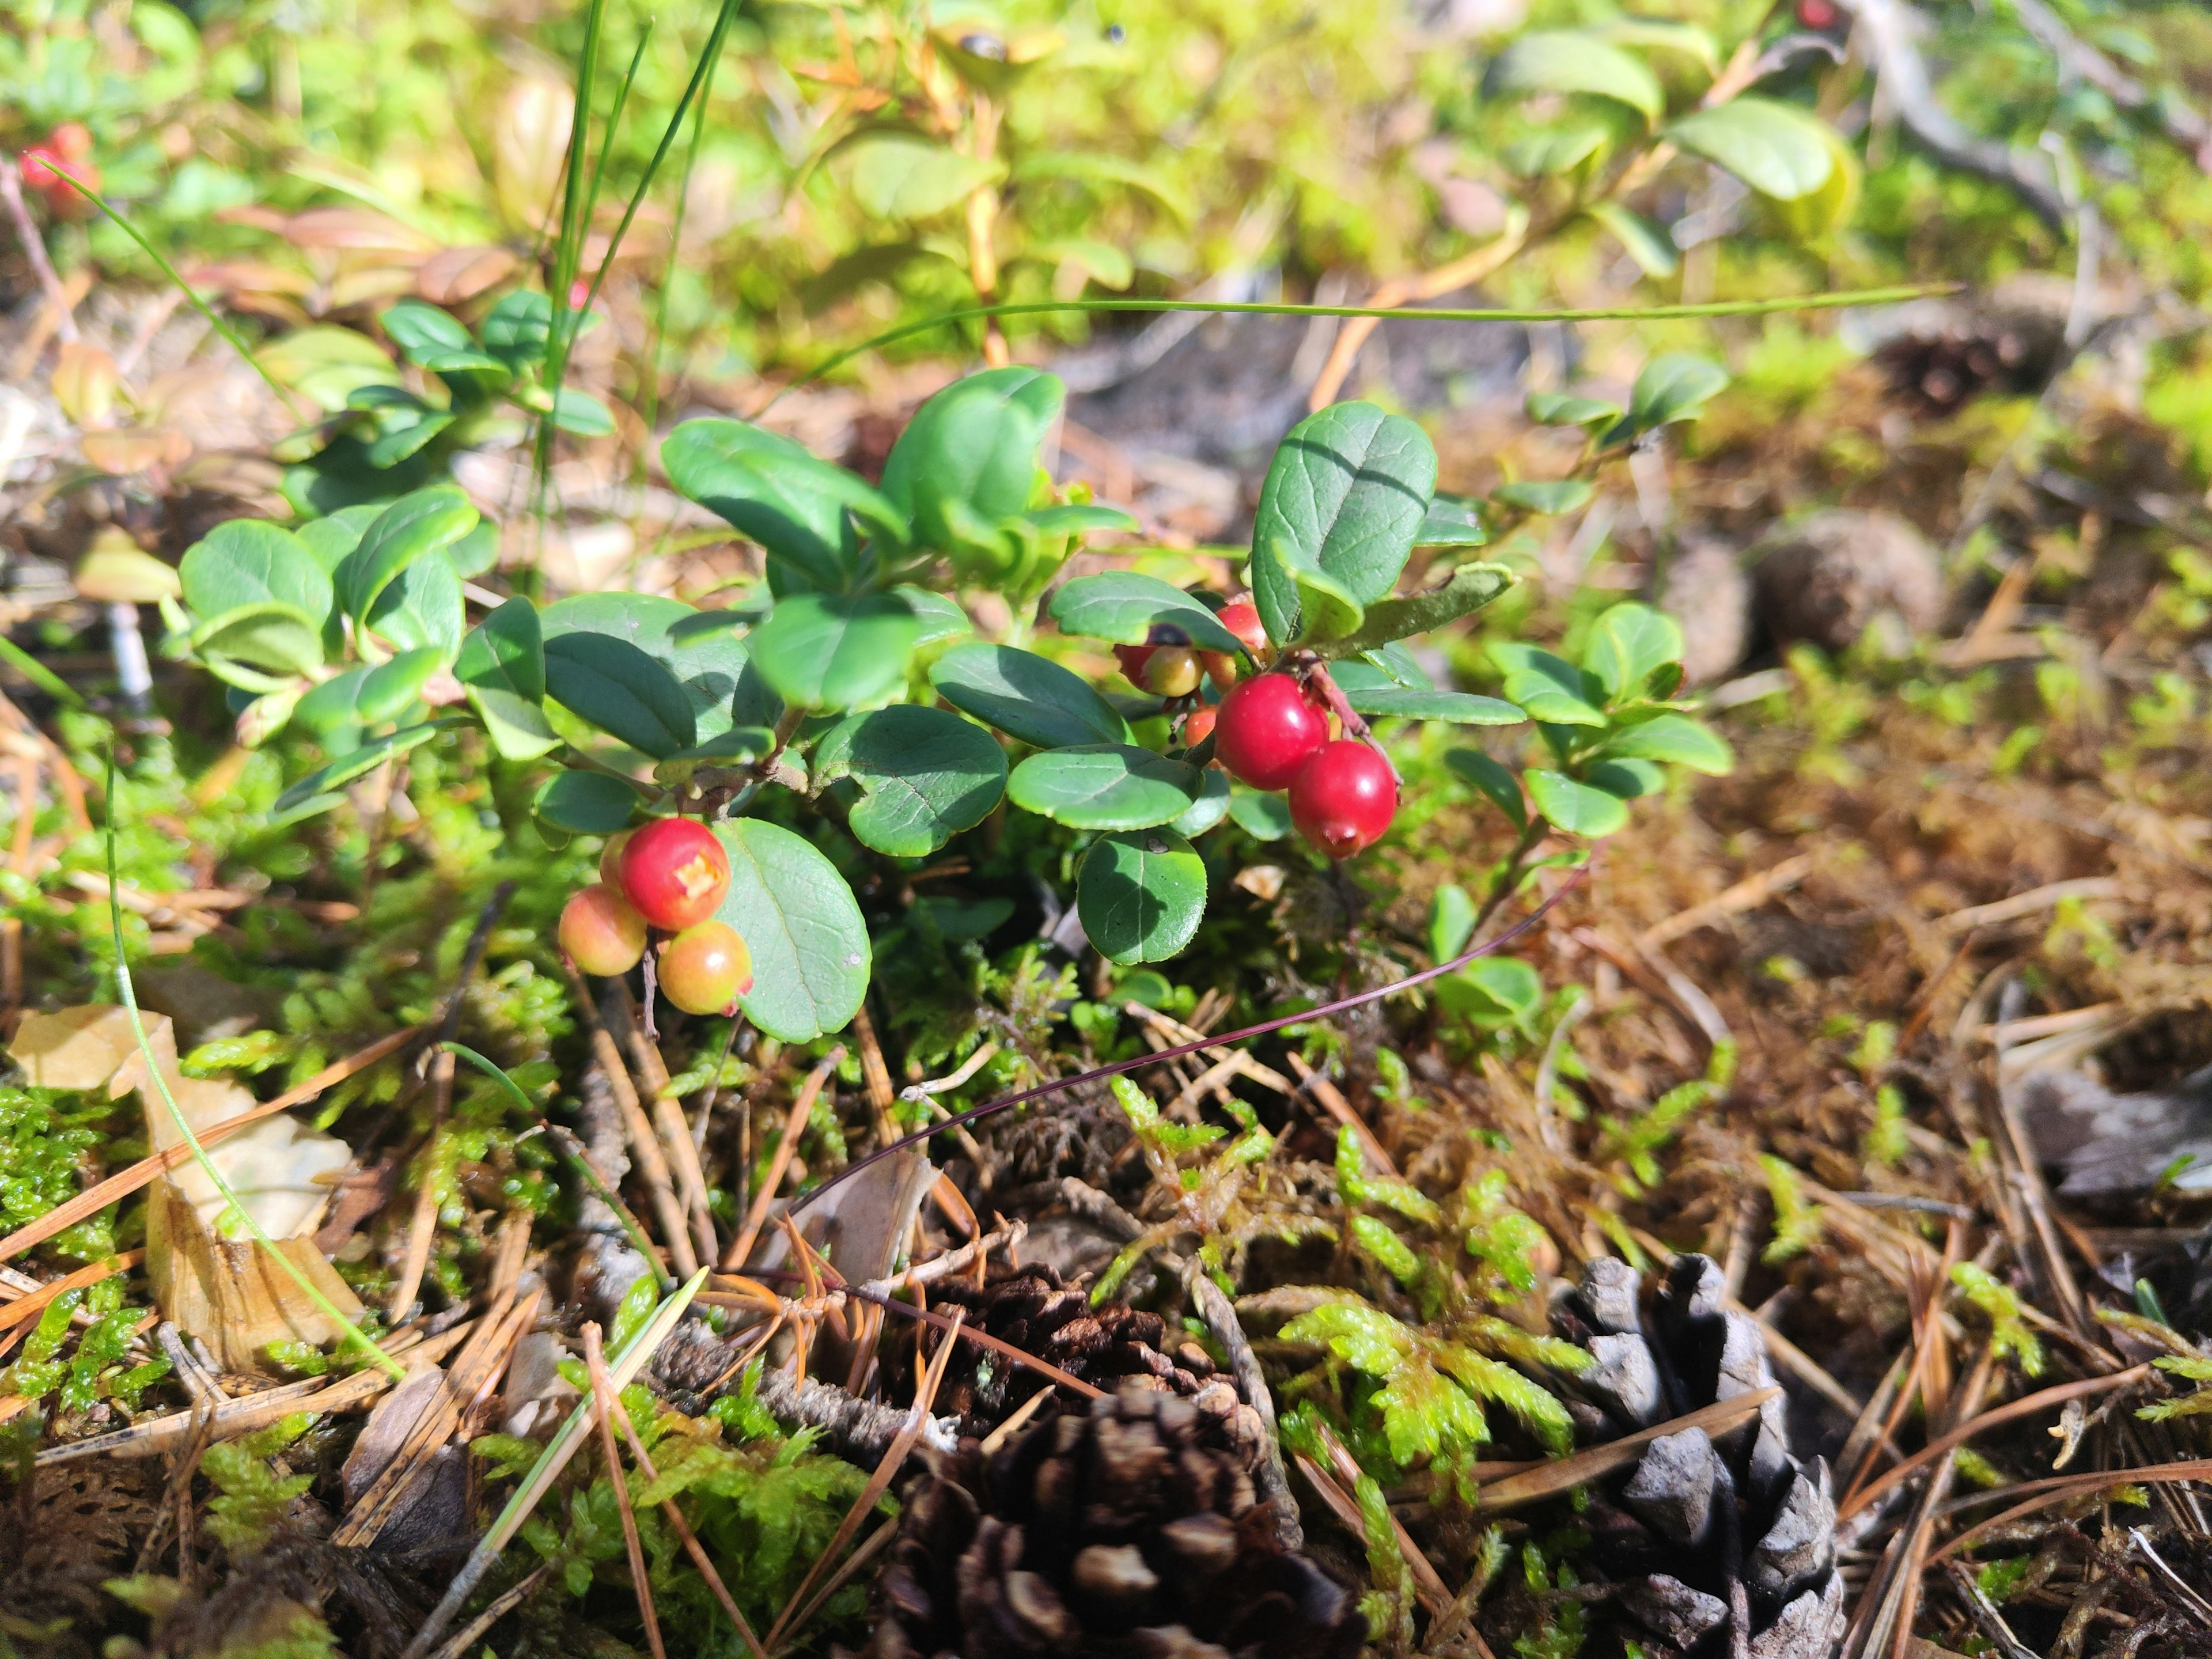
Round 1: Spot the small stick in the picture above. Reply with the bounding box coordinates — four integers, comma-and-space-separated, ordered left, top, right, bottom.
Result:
0, 160, 78, 344
607, 976, 718, 1268
1184, 1261, 1300, 1548
421, 1564, 551, 1659
723, 1047, 843, 1270
853, 1002, 900, 1150
563, 961, 698, 1279
582, 1324, 665, 1659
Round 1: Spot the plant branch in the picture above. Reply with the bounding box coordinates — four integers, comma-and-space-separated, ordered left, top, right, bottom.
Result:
0, 161, 77, 345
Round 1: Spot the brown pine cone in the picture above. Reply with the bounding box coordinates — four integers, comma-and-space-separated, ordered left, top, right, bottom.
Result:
870, 1384, 1364, 1659
888, 1266, 1220, 1434
1532, 1254, 1843, 1659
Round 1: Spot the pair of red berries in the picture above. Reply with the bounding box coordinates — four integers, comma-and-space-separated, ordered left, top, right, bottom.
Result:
1115, 597, 1270, 700
1209, 672, 1398, 859
18, 123, 97, 219
558, 817, 754, 1014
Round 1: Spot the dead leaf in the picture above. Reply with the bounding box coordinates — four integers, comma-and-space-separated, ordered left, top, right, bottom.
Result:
52, 342, 120, 428
418, 245, 519, 305
80, 427, 193, 475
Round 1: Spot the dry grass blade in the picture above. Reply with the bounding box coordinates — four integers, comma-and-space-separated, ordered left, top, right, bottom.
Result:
1637, 853, 1813, 950
1314, 1418, 1450, 1616
762, 1306, 965, 1652
608, 976, 718, 1266
1474, 1387, 1781, 1510
777, 1516, 896, 1645
422, 1563, 552, 1659
1839, 1362, 2153, 1521
0, 1249, 141, 1332
0, 1024, 422, 1263
725, 1046, 844, 1270
565, 962, 698, 1278
1932, 1457, 2212, 1563
584, 1322, 666, 1659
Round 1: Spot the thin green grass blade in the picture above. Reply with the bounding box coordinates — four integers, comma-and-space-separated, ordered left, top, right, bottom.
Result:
575, 21, 657, 308
0, 636, 85, 707
45, 163, 306, 422
101, 747, 404, 1379
639, 56, 718, 440
773, 282, 1964, 404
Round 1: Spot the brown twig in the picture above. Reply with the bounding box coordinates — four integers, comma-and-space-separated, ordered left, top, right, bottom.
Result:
583, 1323, 666, 1659
0, 160, 78, 344
724, 1047, 844, 1270
563, 960, 698, 1279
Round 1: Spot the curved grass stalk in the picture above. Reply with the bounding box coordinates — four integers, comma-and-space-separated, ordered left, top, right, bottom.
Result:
775, 282, 1962, 402
101, 748, 404, 1380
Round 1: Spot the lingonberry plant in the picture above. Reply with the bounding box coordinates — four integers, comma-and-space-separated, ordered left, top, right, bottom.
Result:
161, 351, 1733, 1043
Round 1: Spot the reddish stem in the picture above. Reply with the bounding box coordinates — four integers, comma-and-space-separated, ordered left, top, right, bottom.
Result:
1301, 659, 1401, 787
791, 862, 1586, 1218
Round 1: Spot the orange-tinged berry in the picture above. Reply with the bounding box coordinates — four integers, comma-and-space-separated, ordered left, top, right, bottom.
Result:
560, 885, 647, 975
660, 921, 753, 1014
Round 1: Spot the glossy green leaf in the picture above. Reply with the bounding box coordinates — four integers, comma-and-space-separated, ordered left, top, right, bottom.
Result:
1430, 883, 1476, 961
1498, 644, 1607, 725
1249, 402, 1436, 645
1317, 563, 1515, 659
180, 519, 333, 629
381, 299, 471, 362
1437, 957, 1546, 1030
713, 819, 871, 1042
748, 592, 920, 710
847, 134, 1003, 219
929, 642, 1131, 749
1024, 503, 1138, 539
1525, 392, 1622, 429
272, 721, 446, 815
1169, 766, 1232, 836
551, 390, 615, 437
544, 632, 697, 757
1586, 200, 1679, 279
1599, 713, 1734, 775
1606, 353, 1731, 447
881, 368, 1063, 554
1584, 603, 1685, 702
1586, 757, 1665, 798
338, 486, 478, 626
813, 706, 1008, 857
1446, 749, 1528, 831
1525, 768, 1630, 837
480, 291, 554, 372
543, 593, 774, 739
1415, 497, 1489, 547
1343, 687, 1524, 725
1006, 744, 1203, 831
1666, 97, 1837, 200
362, 550, 464, 660
1491, 480, 1593, 516
892, 586, 972, 645
457, 598, 556, 760
190, 603, 324, 680
662, 418, 904, 591
296, 647, 441, 732
295, 505, 384, 574
365, 410, 455, 468
533, 768, 642, 834
1048, 573, 1247, 654
1229, 787, 1293, 840
1078, 828, 1207, 963
1491, 31, 1665, 122
1504, 123, 1611, 178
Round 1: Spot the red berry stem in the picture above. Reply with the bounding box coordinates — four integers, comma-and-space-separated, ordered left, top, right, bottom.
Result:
1300, 658, 1402, 787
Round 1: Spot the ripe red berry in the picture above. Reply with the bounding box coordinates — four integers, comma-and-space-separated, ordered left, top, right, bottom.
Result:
559, 885, 647, 975
1113, 642, 1154, 685
598, 828, 633, 891
1797, 0, 1839, 27
47, 123, 92, 162
620, 817, 730, 930
1181, 703, 1217, 748
658, 920, 753, 1014
1212, 673, 1329, 791
1289, 740, 1399, 859
1200, 598, 1268, 689
18, 146, 63, 189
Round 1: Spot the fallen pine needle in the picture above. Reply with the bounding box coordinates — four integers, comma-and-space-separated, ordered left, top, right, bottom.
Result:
584, 1323, 665, 1659
1475, 1388, 1781, 1511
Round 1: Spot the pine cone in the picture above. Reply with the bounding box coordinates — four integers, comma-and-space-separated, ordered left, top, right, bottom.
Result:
1541, 1255, 1844, 1659
889, 1267, 1221, 1435
869, 1384, 1365, 1659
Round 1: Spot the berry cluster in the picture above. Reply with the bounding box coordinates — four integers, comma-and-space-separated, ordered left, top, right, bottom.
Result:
557, 817, 754, 1014
16, 123, 97, 219
1122, 597, 1399, 861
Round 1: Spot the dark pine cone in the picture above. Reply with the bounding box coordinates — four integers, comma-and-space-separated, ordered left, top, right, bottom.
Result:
889, 1266, 1221, 1435
869, 1383, 1365, 1659
1540, 1254, 1844, 1659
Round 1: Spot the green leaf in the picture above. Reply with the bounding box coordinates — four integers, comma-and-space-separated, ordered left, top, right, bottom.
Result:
881, 368, 1063, 553
1584, 603, 1685, 702
272, 721, 446, 815
533, 768, 643, 834
364, 409, 454, 468
891, 585, 972, 645
1495, 645, 1607, 726
337, 486, 479, 627
1024, 503, 1138, 539
296, 647, 441, 732
191, 603, 325, 679
1249, 402, 1437, 646
1437, 957, 1545, 1030
748, 592, 921, 710
1603, 18, 1719, 73
1491, 479, 1593, 516
361, 550, 464, 659
1430, 884, 1476, 961
543, 593, 775, 739
847, 134, 1003, 219
1414, 496, 1488, 547
295, 505, 382, 574
713, 819, 871, 1041
480, 291, 553, 373
1048, 573, 1248, 654
1026, 237, 1135, 290
1666, 97, 1838, 200
1077, 828, 1207, 963
551, 390, 615, 437
1342, 687, 1524, 725
1586, 758, 1664, 798
1525, 392, 1622, 430
381, 299, 471, 362
1605, 353, 1730, 446
1586, 200, 1679, 279
1169, 766, 1232, 836
1316, 562, 1516, 659
1504, 123, 1611, 178
1446, 749, 1528, 831
544, 632, 698, 757
1006, 744, 1203, 831
929, 642, 1132, 749
1491, 31, 1665, 123
813, 706, 1008, 857
1011, 150, 1192, 221
1229, 787, 1293, 840
1525, 769, 1630, 837
457, 599, 557, 760
1599, 713, 1734, 775
181, 520, 334, 630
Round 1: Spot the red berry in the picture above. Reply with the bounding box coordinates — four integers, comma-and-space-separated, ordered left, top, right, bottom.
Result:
659, 921, 753, 1014
1289, 741, 1398, 859
1797, 0, 1838, 27
620, 817, 730, 930
560, 885, 647, 975
1217, 599, 1268, 657
18, 146, 63, 189
598, 828, 633, 891
1113, 643, 1155, 686
1213, 673, 1329, 791
47, 123, 92, 162
1181, 703, 1217, 748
